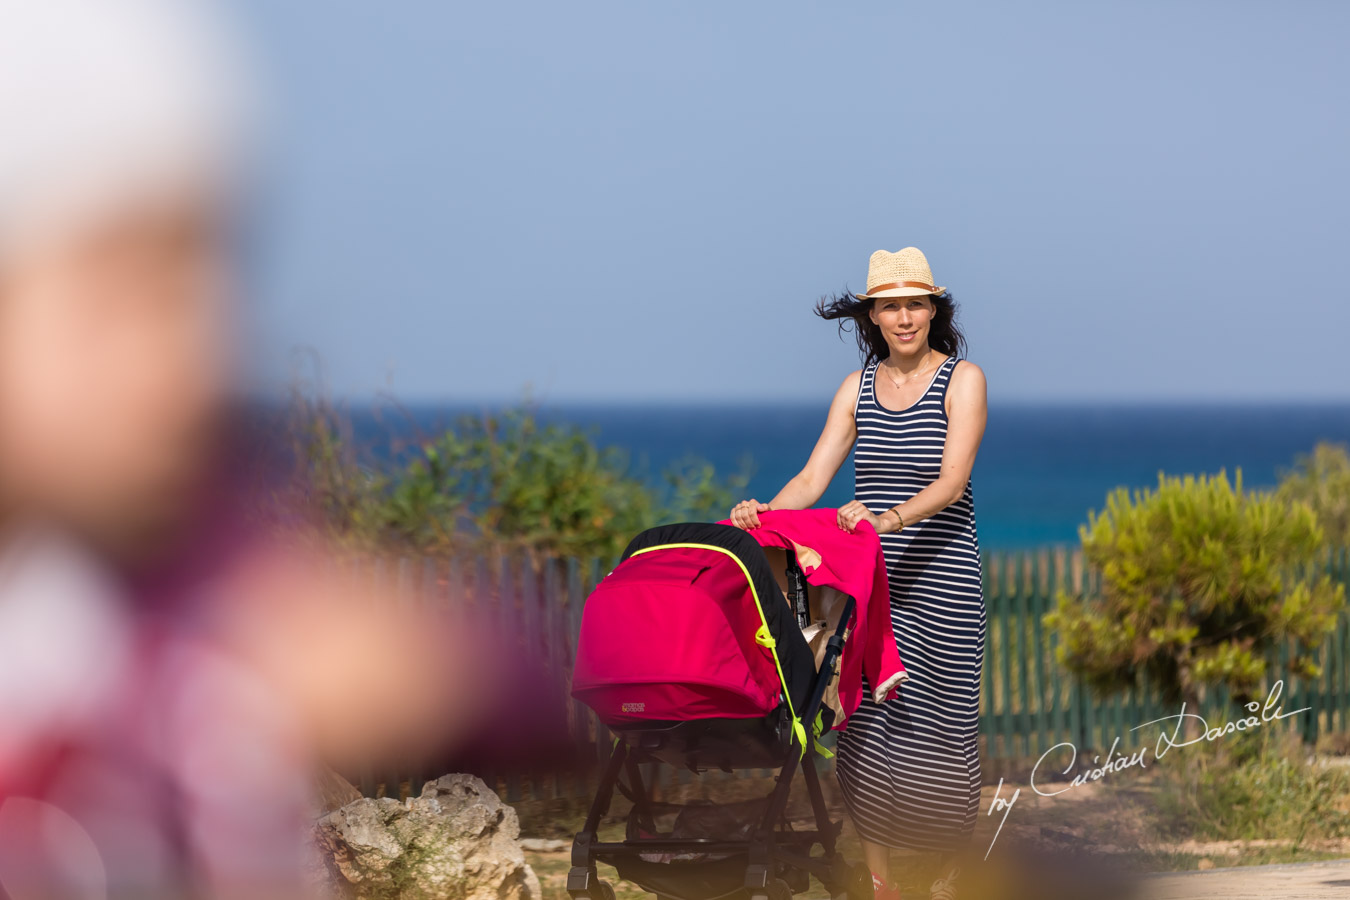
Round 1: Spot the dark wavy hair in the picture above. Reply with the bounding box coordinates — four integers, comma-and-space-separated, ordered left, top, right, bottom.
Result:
814, 287, 968, 369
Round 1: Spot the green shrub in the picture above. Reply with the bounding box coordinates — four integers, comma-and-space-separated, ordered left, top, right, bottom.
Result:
1044, 468, 1345, 740
280, 390, 750, 562
1152, 723, 1350, 846
1276, 441, 1350, 548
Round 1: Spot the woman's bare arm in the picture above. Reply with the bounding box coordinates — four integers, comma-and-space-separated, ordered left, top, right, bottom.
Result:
729, 371, 860, 529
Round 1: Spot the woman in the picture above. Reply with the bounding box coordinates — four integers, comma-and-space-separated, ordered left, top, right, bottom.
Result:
729, 247, 987, 900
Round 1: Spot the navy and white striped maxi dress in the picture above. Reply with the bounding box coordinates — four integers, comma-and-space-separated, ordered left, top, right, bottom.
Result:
834, 354, 986, 853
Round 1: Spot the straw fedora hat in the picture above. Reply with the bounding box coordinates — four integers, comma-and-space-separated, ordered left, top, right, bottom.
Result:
852, 247, 946, 300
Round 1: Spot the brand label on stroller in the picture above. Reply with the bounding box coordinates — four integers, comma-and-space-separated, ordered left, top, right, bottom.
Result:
621, 701, 646, 713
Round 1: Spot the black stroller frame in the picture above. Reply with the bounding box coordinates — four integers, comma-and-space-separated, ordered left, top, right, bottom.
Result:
568, 549, 874, 900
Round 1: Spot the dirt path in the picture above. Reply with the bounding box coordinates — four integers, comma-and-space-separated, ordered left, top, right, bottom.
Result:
518, 771, 1350, 899
1138, 857, 1350, 899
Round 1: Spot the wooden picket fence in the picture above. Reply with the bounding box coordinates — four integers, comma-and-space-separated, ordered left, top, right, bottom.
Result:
343, 544, 1350, 800
978, 544, 1350, 769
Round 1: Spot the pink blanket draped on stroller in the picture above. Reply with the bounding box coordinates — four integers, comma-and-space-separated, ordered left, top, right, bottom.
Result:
718, 508, 908, 727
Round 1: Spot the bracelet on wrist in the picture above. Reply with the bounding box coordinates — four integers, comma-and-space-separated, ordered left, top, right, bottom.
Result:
888, 507, 906, 533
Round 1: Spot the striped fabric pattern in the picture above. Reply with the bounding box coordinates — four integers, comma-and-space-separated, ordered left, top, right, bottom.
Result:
834, 354, 986, 853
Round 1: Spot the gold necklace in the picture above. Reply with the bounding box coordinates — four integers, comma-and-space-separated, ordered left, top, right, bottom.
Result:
878, 350, 933, 390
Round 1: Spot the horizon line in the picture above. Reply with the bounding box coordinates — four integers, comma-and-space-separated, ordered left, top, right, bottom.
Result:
240, 391, 1350, 410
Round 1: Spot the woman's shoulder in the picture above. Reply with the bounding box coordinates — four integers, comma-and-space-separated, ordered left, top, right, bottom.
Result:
947, 357, 987, 393
831, 368, 866, 411
838, 367, 866, 391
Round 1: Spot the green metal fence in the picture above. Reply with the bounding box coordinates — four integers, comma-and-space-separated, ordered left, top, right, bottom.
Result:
347, 543, 1350, 800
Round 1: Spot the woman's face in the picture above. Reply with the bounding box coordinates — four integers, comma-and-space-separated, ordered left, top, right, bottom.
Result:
868, 295, 936, 356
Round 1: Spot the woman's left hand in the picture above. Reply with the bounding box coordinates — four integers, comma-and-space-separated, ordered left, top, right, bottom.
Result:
837, 500, 881, 533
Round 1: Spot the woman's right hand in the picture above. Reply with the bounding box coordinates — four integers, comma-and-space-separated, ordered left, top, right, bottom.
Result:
729, 499, 771, 530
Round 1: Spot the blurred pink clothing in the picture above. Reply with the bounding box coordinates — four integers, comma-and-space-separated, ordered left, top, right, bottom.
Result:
0, 525, 317, 899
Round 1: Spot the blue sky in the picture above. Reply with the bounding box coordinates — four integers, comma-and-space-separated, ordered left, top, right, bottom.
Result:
231, 1, 1349, 405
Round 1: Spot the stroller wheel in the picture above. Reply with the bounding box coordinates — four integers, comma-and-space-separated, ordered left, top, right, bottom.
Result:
751, 877, 794, 900
565, 870, 615, 900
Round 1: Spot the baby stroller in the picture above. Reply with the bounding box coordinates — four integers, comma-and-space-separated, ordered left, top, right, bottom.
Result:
568, 516, 880, 900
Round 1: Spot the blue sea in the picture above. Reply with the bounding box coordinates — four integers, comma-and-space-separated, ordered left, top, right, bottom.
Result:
345, 402, 1350, 552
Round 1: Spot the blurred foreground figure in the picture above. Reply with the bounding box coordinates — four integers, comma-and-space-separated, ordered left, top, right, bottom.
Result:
0, 2, 491, 898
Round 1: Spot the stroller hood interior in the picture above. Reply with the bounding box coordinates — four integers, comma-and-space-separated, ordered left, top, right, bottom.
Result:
571, 522, 814, 727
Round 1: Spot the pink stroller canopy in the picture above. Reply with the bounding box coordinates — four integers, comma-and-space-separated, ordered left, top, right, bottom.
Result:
571, 521, 814, 726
